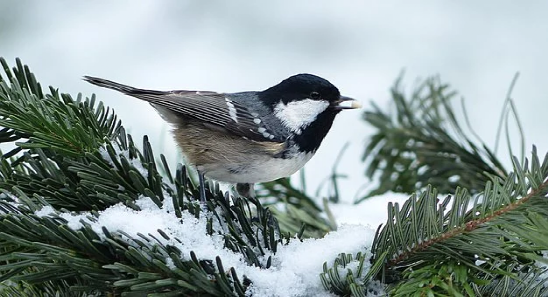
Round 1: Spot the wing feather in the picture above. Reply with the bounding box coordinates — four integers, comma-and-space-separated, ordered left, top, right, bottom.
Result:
83, 76, 284, 142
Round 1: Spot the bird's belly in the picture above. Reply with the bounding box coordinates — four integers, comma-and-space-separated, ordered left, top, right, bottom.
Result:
201, 152, 314, 184
172, 123, 313, 184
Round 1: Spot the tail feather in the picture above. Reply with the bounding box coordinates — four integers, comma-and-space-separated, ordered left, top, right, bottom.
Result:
83, 76, 166, 98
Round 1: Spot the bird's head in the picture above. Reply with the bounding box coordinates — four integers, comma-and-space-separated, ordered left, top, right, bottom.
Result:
259, 73, 361, 152
260, 73, 361, 134
261, 73, 360, 111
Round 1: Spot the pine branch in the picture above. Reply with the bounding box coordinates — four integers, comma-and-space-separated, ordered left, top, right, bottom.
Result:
0, 58, 289, 295
0, 143, 283, 295
0, 136, 285, 295
320, 252, 386, 296
370, 146, 548, 295
0, 58, 121, 158
258, 178, 337, 238
360, 76, 507, 201
472, 265, 548, 296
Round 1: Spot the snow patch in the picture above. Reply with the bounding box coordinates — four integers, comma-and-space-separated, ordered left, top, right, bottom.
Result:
34, 196, 380, 296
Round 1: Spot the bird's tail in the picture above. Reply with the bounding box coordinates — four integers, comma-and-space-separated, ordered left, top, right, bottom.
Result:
83, 76, 166, 97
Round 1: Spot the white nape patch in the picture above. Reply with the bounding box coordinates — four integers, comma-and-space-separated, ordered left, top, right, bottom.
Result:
225, 98, 238, 123
274, 99, 329, 134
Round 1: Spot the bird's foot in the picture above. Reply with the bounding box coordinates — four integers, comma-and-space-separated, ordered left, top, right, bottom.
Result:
198, 172, 207, 203
236, 183, 255, 198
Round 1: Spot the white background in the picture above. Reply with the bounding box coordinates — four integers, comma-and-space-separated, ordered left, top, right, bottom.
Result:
2, 1, 547, 204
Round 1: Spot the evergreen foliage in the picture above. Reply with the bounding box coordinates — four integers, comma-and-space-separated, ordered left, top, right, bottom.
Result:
0, 58, 284, 296
258, 177, 337, 238
361, 78, 548, 296
360, 77, 507, 201
0, 58, 547, 296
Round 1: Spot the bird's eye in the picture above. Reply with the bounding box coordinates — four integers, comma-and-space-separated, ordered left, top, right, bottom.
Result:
310, 92, 321, 100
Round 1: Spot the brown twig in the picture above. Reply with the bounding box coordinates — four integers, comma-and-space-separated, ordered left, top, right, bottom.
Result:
389, 178, 548, 266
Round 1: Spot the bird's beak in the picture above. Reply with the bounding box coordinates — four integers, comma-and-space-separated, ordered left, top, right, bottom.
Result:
332, 96, 362, 110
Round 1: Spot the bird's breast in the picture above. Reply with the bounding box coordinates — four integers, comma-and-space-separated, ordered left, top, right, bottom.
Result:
171, 122, 313, 183
202, 150, 315, 184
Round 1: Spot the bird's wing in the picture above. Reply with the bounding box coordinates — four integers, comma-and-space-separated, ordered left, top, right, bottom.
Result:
84, 76, 285, 142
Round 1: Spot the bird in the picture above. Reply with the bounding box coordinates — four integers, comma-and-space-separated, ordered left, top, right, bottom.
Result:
84, 74, 361, 201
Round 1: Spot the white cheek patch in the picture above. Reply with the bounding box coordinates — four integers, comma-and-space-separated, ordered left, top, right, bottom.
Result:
274, 99, 330, 134
225, 98, 238, 123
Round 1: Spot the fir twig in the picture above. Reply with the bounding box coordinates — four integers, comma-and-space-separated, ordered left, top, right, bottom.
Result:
370, 146, 548, 295
360, 76, 507, 201
0, 57, 286, 296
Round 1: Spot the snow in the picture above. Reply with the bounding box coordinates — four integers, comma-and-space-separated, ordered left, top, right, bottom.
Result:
537, 251, 548, 281
24, 142, 396, 296
328, 193, 410, 226
34, 195, 384, 296
34, 205, 56, 217
248, 224, 374, 297
0, 192, 19, 203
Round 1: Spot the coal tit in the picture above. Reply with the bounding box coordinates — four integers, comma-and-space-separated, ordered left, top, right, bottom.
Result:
84, 74, 361, 199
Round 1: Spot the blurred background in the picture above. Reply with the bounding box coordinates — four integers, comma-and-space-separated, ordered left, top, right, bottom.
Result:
1, 0, 547, 204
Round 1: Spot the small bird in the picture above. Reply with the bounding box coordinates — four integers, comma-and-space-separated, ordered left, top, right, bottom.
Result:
84, 74, 361, 200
